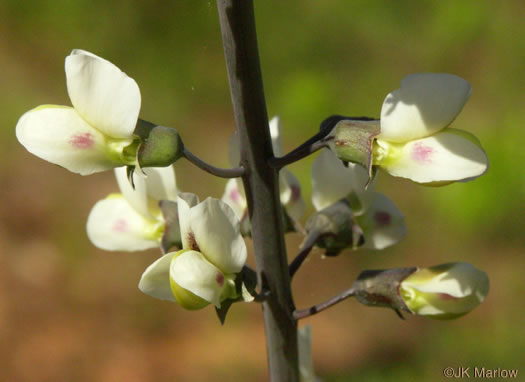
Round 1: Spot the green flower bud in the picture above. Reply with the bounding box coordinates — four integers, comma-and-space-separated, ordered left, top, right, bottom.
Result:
331, 119, 381, 179
305, 199, 364, 256
134, 119, 184, 168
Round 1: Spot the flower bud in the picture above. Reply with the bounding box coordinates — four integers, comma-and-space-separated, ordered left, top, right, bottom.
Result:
400, 262, 489, 320
352, 267, 417, 315
305, 200, 364, 256
134, 119, 184, 168
331, 119, 381, 179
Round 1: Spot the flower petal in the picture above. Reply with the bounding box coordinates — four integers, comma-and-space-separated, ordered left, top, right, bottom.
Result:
279, 169, 305, 221
400, 263, 489, 319
355, 192, 407, 250
269, 116, 284, 157
188, 198, 247, 274
170, 250, 225, 307
115, 165, 176, 219
221, 178, 248, 221
16, 105, 123, 175
115, 167, 150, 218
144, 166, 178, 202
311, 148, 374, 214
403, 263, 489, 298
138, 253, 175, 302
376, 128, 488, 183
86, 194, 162, 251
65, 49, 140, 139
379, 73, 471, 142
177, 196, 192, 249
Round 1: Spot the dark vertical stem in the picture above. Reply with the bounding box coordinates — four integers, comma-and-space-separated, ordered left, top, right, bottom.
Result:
216, 1, 299, 381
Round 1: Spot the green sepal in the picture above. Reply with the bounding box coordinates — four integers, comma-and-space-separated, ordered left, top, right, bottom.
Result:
215, 266, 258, 325
134, 119, 184, 168
305, 199, 364, 256
352, 267, 417, 318
126, 165, 136, 189
333, 119, 380, 184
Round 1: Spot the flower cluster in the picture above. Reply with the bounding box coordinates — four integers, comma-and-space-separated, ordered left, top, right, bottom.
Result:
15, 49, 490, 325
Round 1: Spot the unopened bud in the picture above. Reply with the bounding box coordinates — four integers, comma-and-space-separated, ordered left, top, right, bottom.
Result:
134, 119, 184, 167
305, 200, 364, 256
331, 119, 380, 180
352, 267, 417, 315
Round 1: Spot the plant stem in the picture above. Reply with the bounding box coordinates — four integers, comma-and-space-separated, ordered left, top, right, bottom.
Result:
183, 147, 244, 178
294, 287, 356, 320
216, 1, 299, 381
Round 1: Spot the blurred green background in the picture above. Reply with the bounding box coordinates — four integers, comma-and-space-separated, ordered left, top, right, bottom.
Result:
1, 1, 524, 381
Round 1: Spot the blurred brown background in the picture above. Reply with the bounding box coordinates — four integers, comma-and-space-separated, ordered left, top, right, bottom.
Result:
1, 1, 524, 381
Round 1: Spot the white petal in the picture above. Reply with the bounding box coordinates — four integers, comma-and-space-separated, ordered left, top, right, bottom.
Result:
376, 128, 488, 183
16, 105, 123, 175
178, 192, 200, 208
221, 178, 248, 221
86, 194, 161, 251
269, 116, 284, 157
189, 198, 247, 274
311, 148, 374, 214
170, 250, 225, 307
279, 169, 305, 221
177, 196, 192, 250
405, 263, 489, 298
65, 49, 140, 139
355, 192, 407, 250
138, 253, 175, 302
379, 73, 471, 142
115, 167, 151, 218
143, 166, 178, 202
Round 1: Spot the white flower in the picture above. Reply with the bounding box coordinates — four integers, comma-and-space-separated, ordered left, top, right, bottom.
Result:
16, 49, 141, 175
138, 197, 247, 309
222, 116, 306, 228
87, 166, 177, 251
400, 262, 489, 320
311, 148, 406, 249
373, 73, 488, 184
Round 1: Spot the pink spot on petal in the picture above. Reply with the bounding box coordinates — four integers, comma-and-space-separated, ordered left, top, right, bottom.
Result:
70, 132, 94, 149
411, 142, 434, 163
437, 293, 458, 301
112, 219, 128, 233
374, 211, 391, 227
290, 184, 301, 201
216, 272, 224, 287
229, 188, 241, 203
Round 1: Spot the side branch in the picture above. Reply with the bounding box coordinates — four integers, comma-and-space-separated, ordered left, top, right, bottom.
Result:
289, 229, 321, 278
269, 138, 330, 169
294, 287, 356, 320
183, 147, 245, 178
268, 115, 376, 169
